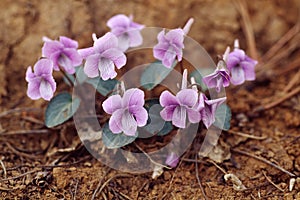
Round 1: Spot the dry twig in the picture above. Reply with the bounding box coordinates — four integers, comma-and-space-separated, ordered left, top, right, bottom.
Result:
262, 171, 284, 192
232, 149, 295, 177
227, 130, 267, 140
195, 154, 208, 200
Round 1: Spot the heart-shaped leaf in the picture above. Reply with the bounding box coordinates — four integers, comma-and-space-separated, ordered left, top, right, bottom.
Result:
86, 77, 118, 96
141, 60, 177, 90
45, 92, 81, 127
102, 123, 137, 149
213, 104, 231, 131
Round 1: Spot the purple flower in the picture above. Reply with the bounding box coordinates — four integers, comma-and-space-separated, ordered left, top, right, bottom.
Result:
102, 88, 148, 136
203, 68, 230, 93
107, 14, 144, 52
165, 152, 179, 168
198, 93, 226, 128
153, 28, 185, 68
42, 36, 82, 74
79, 32, 127, 80
160, 89, 200, 129
25, 59, 56, 101
227, 49, 257, 85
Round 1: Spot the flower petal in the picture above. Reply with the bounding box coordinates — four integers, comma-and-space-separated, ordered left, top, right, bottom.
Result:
160, 105, 177, 121
117, 34, 130, 52
102, 48, 126, 69
102, 94, 123, 114
159, 91, 178, 107
241, 60, 256, 81
165, 29, 184, 49
42, 40, 62, 58
128, 30, 143, 47
177, 89, 198, 107
78, 47, 95, 59
153, 42, 169, 61
58, 54, 75, 74
130, 106, 148, 127
187, 108, 201, 123
27, 80, 41, 100
34, 59, 53, 76
230, 66, 245, 85
59, 36, 78, 48
63, 48, 83, 66
98, 58, 117, 80
122, 88, 145, 107
162, 48, 176, 68
94, 32, 118, 53
109, 109, 124, 134
107, 14, 130, 30
165, 152, 179, 168
172, 106, 187, 128
25, 66, 35, 82
39, 80, 54, 101
121, 110, 137, 136
84, 54, 100, 78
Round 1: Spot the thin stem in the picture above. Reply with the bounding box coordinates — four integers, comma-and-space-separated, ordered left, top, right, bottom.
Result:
59, 68, 74, 87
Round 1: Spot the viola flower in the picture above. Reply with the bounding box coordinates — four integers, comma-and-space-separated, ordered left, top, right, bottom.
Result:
153, 29, 184, 68
42, 36, 82, 74
226, 40, 257, 85
102, 88, 148, 136
153, 18, 194, 68
165, 152, 179, 168
107, 14, 144, 52
160, 89, 200, 129
203, 64, 230, 93
25, 59, 56, 101
198, 93, 226, 129
79, 32, 127, 80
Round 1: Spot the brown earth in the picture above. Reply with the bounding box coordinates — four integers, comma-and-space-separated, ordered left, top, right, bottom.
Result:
0, 0, 300, 199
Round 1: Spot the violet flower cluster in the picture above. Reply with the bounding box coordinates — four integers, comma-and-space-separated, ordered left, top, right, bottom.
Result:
203, 40, 258, 93
159, 70, 226, 129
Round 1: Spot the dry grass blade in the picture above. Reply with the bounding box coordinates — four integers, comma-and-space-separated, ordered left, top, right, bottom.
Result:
233, 0, 258, 60
283, 69, 300, 93
0, 129, 50, 136
227, 130, 267, 140
195, 154, 208, 200
232, 149, 296, 177
262, 171, 284, 192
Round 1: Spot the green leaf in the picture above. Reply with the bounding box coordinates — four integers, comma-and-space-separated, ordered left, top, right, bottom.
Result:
75, 66, 88, 84
190, 68, 214, 92
45, 92, 81, 127
141, 60, 177, 90
102, 123, 137, 149
213, 104, 231, 131
141, 99, 173, 136
86, 77, 118, 96
63, 74, 75, 86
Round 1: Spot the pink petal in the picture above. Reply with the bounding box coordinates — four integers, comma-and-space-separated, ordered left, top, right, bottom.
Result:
107, 14, 130, 29
121, 110, 137, 136
58, 55, 75, 74
84, 54, 100, 78
177, 89, 198, 107
160, 105, 177, 121
117, 34, 130, 52
94, 32, 118, 53
128, 30, 143, 47
63, 48, 83, 66
27, 80, 41, 100
130, 106, 148, 127
230, 66, 245, 85
102, 95, 123, 114
241, 61, 256, 81
102, 49, 126, 69
39, 80, 54, 101
122, 88, 145, 107
162, 48, 176, 68
187, 109, 201, 123
25, 66, 35, 82
153, 43, 168, 61
98, 58, 117, 80
78, 47, 95, 59
59, 36, 78, 48
34, 59, 53, 76
109, 109, 124, 134
159, 91, 178, 107
42, 40, 62, 58
172, 106, 186, 128
165, 29, 184, 48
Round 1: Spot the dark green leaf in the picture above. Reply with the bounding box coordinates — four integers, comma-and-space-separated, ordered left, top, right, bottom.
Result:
86, 77, 118, 96
141, 60, 177, 90
102, 123, 137, 149
75, 66, 87, 84
45, 92, 81, 127
140, 99, 173, 136
213, 104, 231, 131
